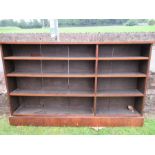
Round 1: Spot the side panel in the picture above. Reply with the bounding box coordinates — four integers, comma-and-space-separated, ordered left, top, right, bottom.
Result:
0, 44, 19, 115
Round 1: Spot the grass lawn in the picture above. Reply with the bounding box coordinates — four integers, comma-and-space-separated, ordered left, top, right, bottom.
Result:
0, 26, 155, 33
0, 116, 155, 135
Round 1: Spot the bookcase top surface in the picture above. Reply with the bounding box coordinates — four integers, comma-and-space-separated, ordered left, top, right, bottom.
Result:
0, 41, 154, 45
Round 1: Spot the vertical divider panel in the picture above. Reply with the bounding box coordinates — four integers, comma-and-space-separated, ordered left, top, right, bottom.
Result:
39, 44, 44, 112
93, 44, 99, 116
68, 45, 70, 113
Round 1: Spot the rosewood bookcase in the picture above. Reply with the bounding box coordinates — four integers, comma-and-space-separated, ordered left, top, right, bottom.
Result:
0, 41, 153, 126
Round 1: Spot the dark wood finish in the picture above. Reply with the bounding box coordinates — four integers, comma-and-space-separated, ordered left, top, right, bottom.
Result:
97, 90, 144, 97
10, 89, 94, 97
140, 44, 153, 113
94, 44, 99, 115
98, 61, 147, 74
4, 56, 96, 60
13, 97, 94, 116
7, 72, 95, 78
9, 89, 143, 97
11, 95, 94, 118
96, 97, 141, 115
1, 42, 152, 127
98, 73, 146, 78
0, 45, 17, 115
6, 72, 146, 78
9, 116, 144, 127
99, 57, 149, 60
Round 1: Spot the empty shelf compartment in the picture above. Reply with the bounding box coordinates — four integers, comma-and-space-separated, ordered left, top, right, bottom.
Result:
97, 78, 145, 96
98, 60, 148, 74
99, 44, 150, 57
13, 97, 94, 116
96, 97, 142, 116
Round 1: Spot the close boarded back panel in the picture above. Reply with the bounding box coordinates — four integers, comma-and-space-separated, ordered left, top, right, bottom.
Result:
69, 45, 96, 57
99, 44, 144, 57
98, 61, 143, 74
69, 61, 95, 74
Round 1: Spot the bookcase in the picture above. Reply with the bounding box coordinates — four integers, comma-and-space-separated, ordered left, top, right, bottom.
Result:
0, 41, 153, 126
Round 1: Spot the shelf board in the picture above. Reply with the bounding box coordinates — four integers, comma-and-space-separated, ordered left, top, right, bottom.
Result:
97, 89, 144, 97
98, 57, 149, 61
9, 89, 144, 97
7, 72, 95, 78
13, 104, 93, 116
13, 105, 141, 117
7, 72, 146, 78
98, 73, 146, 78
4, 56, 96, 61
96, 109, 141, 117
4, 56, 149, 61
10, 89, 94, 97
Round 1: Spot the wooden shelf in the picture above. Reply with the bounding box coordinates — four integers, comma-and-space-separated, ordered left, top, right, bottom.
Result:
9, 89, 143, 97
97, 90, 144, 97
98, 57, 149, 61
10, 89, 94, 97
4, 56, 149, 61
96, 109, 141, 117
7, 72, 95, 78
13, 103, 141, 117
4, 56, 96, 61
98, 73, 146, 78
6, 72, 146, 78
13, 104, 93, 116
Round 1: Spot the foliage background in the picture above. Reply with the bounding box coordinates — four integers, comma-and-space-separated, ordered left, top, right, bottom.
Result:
0, 19, 155, 29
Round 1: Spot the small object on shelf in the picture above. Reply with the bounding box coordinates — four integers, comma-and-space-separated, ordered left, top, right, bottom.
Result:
127, 105, 135, 113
